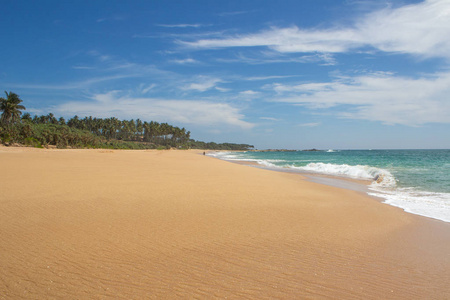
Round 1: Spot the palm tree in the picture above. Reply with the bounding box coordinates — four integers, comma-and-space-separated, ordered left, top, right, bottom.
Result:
58, 117, 66, 125
47, 113, 58, 124
21, 113, 32, 122
0, 91, 26, 126
136, 119, 143, 140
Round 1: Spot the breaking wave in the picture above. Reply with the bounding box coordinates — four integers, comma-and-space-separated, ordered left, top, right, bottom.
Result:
292, 162, 396, 187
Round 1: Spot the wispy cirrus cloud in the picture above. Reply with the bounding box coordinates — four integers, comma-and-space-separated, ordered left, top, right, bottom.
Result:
268, 82, 334, 94
157, 23, 205, 28
9, 64, 169, 92
170, 58, 199, 64
240, 90, 259, 96
215, 86, 230, 92
237, 90, 260, 101
298, 122, 321, 127
246, 75, 299, 81
87, 50, 113, 62
181, 76, 223, 92
271, 71, 450, 126
53, 91, 254, 129
138, 83, 157, 94
134, 30, 225, 40
217, 10, 257, 17
72, 66, 96, 70
216, 52, 337, 65
8, 74, 138, 91
260, 117, 279, 121
344, 0, 392, 12
10, 52, 175, 92
181, 0, 450, 59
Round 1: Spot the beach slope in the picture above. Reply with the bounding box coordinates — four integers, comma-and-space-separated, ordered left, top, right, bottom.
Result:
0, 147, 449, 299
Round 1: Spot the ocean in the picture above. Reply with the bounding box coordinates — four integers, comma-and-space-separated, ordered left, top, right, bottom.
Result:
210, 149, 450, 223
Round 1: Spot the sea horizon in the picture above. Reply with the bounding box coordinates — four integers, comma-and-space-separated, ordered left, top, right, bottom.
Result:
252, 148, 450, 151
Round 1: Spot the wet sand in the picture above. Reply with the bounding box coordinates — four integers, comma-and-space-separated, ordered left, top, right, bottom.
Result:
0, 147, 449, 299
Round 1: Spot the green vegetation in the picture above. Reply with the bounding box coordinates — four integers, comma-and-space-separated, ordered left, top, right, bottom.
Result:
188, 141, 254, 151
0, 91, 26, 126
0, 91, 254, 151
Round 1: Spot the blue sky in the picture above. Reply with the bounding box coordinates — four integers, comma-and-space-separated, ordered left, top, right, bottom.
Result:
1, 0, 449, 149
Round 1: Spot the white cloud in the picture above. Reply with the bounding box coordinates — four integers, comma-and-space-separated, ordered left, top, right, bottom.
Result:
182, 0, 450, 59
181, 76, 223, 92
270, 82, 334, 94
356, 0, 450, 58
181, 26, 359, 52
344, 0, 391, 12
157, 23, 204, 28
260, 117, 279, 121
216, 52, 337, 65
139, 83, 157, 94
96, 16, 126, 23
217, 10, 255, 17
272, 71, 450, 126
246, 75, 299, 81
170, 58, 199, 64
240, 90, 259, 96
53, 92, 254, 129
215, 87, 230, 92
72, 66, 96, 70
298, 122, 321, 127
237, 90, 260, 101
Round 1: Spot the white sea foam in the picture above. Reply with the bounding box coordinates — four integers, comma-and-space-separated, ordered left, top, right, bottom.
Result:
207, 151, 240, 160
208, 152, 285, 166
292, 162, 396, 186
256, 160, 281, 168
368, 188, 450, 223
287, 162, 450, 222
290, 163, 450, 223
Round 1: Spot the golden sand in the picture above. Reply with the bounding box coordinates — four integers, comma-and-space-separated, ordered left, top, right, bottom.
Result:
0, 147, 449, 299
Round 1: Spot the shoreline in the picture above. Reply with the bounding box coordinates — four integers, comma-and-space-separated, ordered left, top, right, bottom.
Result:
1, 147, 449, 298
209, 150, 450, 224
226, 157, 373, 191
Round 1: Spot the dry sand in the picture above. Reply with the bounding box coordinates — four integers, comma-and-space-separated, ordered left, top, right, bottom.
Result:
0, 147, 449, 299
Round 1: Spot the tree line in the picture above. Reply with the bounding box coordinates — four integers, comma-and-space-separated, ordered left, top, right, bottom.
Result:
0, 91, 254, 150
22, 113, 191, 146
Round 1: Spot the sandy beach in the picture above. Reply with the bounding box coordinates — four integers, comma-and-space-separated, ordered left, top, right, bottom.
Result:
0, 147, 449, 299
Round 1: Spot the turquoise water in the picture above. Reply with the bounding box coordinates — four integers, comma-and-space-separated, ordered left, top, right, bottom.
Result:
211, 150, 450, 222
